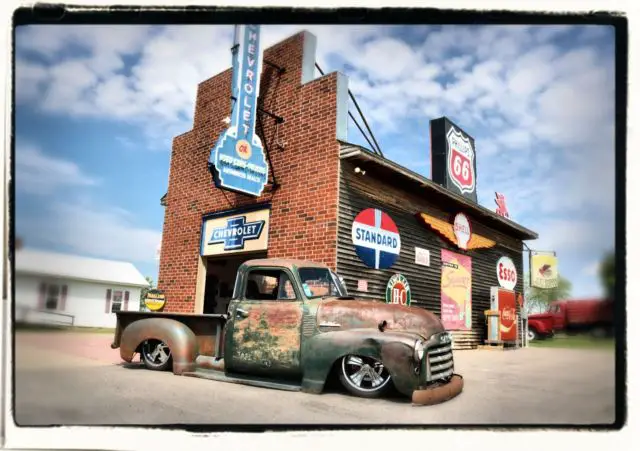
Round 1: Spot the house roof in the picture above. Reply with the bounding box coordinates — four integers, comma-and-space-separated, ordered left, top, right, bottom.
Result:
15, 248, 150, 288
339, 142, 539, 241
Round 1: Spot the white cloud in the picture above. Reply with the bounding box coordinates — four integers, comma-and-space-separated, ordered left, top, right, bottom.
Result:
18, 200, 162, 264
15, 142, 100, 195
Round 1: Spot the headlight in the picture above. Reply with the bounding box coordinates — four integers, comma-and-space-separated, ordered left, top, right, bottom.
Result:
414, 340, 425, 361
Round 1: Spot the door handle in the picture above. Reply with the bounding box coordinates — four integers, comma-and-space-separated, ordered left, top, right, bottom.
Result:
236, 308, 249, 318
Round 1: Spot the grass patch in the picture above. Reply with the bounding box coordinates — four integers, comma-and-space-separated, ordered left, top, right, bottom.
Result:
530, 334, 615, 350
15, 323, 115, 334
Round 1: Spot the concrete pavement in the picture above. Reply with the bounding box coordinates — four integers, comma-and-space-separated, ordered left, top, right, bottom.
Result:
12, 331, 616, 426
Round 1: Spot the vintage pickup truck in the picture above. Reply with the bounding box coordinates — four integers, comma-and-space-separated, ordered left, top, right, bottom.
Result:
111, 258, 463, 405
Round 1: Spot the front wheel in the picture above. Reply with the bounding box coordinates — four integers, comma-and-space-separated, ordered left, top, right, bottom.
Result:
338, 355, 392, 399
527, 328, 538, 342
141, 339, 173, 371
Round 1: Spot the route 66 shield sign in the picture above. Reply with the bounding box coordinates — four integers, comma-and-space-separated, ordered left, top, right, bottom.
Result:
446, 126, 476, 194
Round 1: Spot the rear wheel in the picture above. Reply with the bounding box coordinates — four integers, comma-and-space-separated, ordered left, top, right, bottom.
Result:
338, 354, 392, 399
141, 339, 173, 371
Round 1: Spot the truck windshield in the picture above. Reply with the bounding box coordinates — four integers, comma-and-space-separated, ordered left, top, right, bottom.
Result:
298, 267, 348, 298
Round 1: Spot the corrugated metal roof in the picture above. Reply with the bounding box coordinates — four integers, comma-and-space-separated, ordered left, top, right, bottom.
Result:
15, 248, 150, 288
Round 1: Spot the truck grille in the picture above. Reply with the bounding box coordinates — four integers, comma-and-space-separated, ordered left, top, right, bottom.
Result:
426, 336, 454, 382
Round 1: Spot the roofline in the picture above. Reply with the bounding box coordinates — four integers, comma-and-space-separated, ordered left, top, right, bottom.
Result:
339, 142, 539, 241
16, 268, 150, 288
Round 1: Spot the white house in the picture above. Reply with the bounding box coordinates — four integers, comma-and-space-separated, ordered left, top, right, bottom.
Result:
14, 248, 150, 328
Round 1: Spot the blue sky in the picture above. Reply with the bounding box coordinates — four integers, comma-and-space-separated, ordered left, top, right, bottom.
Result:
14, 24, 616, 298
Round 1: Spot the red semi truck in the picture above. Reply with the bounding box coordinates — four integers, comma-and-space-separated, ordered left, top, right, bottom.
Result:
527, 298, 613, 341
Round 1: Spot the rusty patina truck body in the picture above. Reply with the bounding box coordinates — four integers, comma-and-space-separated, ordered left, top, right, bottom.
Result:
111, 258, 463, 405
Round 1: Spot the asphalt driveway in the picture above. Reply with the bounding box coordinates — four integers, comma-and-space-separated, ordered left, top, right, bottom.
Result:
12, 331, 616, 426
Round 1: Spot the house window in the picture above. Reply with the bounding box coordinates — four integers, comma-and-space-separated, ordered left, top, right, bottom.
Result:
111, 290, 123, 312
39, 282, 67, 311
45, 284, 60, 310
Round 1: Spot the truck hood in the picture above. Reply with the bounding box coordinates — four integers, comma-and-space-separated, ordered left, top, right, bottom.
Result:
316, 298, 444, 339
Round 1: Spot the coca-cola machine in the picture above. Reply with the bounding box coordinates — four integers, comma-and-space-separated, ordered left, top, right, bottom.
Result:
488, 287, 518, 343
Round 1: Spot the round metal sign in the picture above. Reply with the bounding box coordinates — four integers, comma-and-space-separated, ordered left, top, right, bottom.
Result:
351, 208, 401, 270
385, 274, 411, 306
144, 289, 166, 311
496, 256, 517, 290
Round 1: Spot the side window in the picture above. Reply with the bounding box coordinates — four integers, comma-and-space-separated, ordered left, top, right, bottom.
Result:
245, 269, 297, 301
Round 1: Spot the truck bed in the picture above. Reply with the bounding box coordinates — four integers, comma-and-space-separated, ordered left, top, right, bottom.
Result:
112, 311, 228, 358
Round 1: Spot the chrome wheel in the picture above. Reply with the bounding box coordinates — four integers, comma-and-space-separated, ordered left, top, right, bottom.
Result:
141, 339, 172, 371
339, 355, 392, 398
527, 328, 537, 342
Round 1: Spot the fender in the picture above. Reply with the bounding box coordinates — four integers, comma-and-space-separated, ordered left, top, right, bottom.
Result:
119, 318, 199, 374
300, 328, 420, 396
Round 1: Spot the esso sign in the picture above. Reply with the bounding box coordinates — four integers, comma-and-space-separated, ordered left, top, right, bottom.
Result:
496, 256, 517, 290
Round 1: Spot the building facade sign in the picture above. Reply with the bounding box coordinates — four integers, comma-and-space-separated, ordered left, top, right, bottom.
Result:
453, 213, 472, 250
496, 256, 517, 290
415, 247, 430, 266
416, 212, 496, 251
351, 208, 401, 270
201, 207, 270, 257
440, 250, 472, 330
385, 274, 411, 306
430, 117, 478, 202
144, 289, 166, 311
209, 24, 269, 197
530, 251, 559, 289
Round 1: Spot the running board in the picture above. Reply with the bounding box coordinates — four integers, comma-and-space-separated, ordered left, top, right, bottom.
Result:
182, 368, 302, 392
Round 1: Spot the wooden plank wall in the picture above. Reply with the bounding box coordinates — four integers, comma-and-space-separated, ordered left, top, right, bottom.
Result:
337, 160, 525, 349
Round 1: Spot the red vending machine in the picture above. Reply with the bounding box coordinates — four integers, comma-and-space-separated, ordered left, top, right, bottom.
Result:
487, 287, 518, 344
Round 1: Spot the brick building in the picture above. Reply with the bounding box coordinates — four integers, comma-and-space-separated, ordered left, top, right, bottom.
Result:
157, 29, 539, 348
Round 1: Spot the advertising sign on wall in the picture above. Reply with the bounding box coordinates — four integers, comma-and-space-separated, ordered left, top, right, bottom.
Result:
144, 290, 166, 311
490, 287, 518, 342
440, 250, 472, 330
530, 251, 559, 289
416, 212, 496, 251
453, 213, 472, 250
430, 117, 478, 202
201, 207, 270, 257
351, 208, 401, 270
415, 247, 430, 267
209, 24, 269, 197
386, 274, 411, 306
496, 256, 517, 290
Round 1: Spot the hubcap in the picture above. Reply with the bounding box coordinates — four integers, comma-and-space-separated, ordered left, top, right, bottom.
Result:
527, 331, 535, 341
341, 355, 391, 392
143, 340, 171, 365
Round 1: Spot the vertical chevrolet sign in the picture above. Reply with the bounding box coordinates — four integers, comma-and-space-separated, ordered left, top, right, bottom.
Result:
209, 25, 269, 197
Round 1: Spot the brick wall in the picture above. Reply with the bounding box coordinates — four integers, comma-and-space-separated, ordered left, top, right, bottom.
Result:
158, 31, 341, 313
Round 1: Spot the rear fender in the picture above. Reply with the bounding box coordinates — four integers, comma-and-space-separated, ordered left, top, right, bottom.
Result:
120, 318, 198, 374
300, 329, 419, 396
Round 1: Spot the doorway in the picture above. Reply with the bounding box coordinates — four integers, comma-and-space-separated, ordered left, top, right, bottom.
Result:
202, 252, 267, 315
